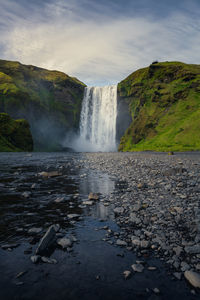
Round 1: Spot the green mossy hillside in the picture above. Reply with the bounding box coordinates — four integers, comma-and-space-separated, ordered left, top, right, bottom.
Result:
0, 113, 33, 151
0, 59, 86, 151
118, 61, 200, 151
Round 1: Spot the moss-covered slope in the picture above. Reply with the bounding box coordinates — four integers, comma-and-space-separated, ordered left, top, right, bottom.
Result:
0, 59, 86, 151
0, 113, 33, 151
118, 62, 200, 151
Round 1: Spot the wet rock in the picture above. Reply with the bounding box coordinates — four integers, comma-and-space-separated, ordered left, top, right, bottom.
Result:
36, 224, 59, 255
57, 237, 72, 249
173, 272, 182, 280
1, 243, 19, 250
184, 270, 200, 288
114, 207, 124, 214
54, 197, 65, 203
131, 263, 144, 273
28, 227, 42, 234
185, 244, 200, 254
116, 240, 127, 247
22, 191, 31, 198
83, 200, 94, 206
88, 193, 99, 200
153, 288, 160, 294
30, 255, 40, 264
67, 214, 80, 219
41, 256, 57, 264
123, 270, 131, 279
38, 171, 62, 178
16, 271, 27, 278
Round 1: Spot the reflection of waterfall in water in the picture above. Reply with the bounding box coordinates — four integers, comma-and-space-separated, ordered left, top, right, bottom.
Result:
78, 85, 117, 152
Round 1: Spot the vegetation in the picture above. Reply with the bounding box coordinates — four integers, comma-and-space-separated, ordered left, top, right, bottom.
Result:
0, 113, 33, 151
0, 59, 86, 151
118, 61, 200, 152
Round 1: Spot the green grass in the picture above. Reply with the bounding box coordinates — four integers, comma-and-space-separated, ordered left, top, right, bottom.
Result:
118, 61, 200, 152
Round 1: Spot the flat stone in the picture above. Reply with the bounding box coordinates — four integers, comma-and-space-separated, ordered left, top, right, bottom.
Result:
184, 270, 200, 288
30, 255, 40, 263
41, 256, 57, 264
83, 200, 94, 206
131, 263, 144, 273
67, 214, 80, 219
123, 270, 131, 279
114, 207, 124, 214
88, 193, 99, 200
57, 237, 72, 248
28, 227, 43, 234
116, 239, 127, 247
38, 171, 62, 178
185, 245, 200, 254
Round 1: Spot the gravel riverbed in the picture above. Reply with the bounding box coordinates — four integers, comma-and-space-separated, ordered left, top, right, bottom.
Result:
77, 152, 200, 289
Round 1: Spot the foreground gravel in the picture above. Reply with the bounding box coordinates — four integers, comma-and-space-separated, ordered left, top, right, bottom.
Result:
77, 152, 200, 286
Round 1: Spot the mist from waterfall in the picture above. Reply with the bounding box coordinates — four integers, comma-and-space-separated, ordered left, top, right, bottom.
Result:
76, 85, 118, 152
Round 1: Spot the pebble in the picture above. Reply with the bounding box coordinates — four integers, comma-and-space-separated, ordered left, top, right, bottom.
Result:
184, 270, 200, 288
123, 270, 131, 279
131, 263, 144, 273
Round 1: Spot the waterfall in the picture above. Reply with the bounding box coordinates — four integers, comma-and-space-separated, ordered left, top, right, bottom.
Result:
79, 85, 117, 152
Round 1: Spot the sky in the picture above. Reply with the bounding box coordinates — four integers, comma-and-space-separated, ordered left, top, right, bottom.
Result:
0, 0, 200, 86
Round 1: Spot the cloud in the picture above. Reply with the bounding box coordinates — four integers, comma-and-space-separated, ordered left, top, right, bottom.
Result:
0, 0, 200, 85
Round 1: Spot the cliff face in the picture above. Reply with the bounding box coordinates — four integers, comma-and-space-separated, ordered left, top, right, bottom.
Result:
0, 59, 86, 151
118, 62, 200, 151
0, 113, 33, 151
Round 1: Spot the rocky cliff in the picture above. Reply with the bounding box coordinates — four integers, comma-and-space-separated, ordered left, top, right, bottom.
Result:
118, 62, 200, 151
0, 113, 33, 151
0, 59, 86, 151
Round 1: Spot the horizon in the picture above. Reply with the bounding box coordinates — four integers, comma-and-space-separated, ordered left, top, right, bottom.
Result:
0, 0, 200, 86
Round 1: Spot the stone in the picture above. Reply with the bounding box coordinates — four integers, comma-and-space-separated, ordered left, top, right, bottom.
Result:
22, 192, 31, 198
173, 272, 182, 280
67, 214, 80, 219
54, 197, 65, 203
83, 200, 93, 205
88, 193, 99, 200
123, 270, 131, 279
184, 271, 200, 288
153, 288, 160, 294
30, 255, 40, 263
36, 225, 58, 255
131, 263, 144, 273
28, 227, 42, 234
185, 245, 200, 254
41, 257, 57, 264
114, 207, 124, 214
116, 239, 127, 247
140, 240, 150, 248
38, 171, 62, 178
57, 237, 72, 248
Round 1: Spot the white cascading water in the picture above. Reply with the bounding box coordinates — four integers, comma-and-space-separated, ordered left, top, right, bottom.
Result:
79, 85, 117, 152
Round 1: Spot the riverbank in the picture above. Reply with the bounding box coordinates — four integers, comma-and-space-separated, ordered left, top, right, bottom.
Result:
77, 152, 200, 291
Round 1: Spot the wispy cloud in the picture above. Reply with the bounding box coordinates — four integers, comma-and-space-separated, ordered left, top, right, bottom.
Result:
0, 0, 200, 85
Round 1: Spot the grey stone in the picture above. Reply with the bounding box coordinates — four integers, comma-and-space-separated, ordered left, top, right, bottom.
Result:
131, 263, 144, 273
116, 239, 127, 247
30, 255, 40, 263
184, 270, 200, 288
36, 225, 58, 255
57, 237, 72, 248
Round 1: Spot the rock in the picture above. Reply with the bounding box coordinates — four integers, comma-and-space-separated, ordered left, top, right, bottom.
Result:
57, 237, 72, 248
22, 191, 31, 198
129, 213, 141, 224
116, 240, 127, 247
16, 271, 27, 279
140, 240, 150, 248
36, 225, 59, 255
148, 266, 157, 271
38, 171, 62, 178
28, 227, 42, 234
67, 214, 80, 219
131, 263, 144, 273
123, 270, 131, 279
82, 200, 94, 205
131, 239, 141, 247
153, 288, 160, 294
54, 197, 65, 203
184, 270, 200, 288
173, 246, 183, 256
114, 207, 124, 214
30, 255, 40, 263
185, 244, 200, 254
41, 256, 57, 264
1, 243, 19, 250
181, 261, 190, 272
88, 193, 99, 200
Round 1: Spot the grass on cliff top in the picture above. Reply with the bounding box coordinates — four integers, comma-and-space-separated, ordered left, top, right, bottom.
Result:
118, 61, 200, 152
